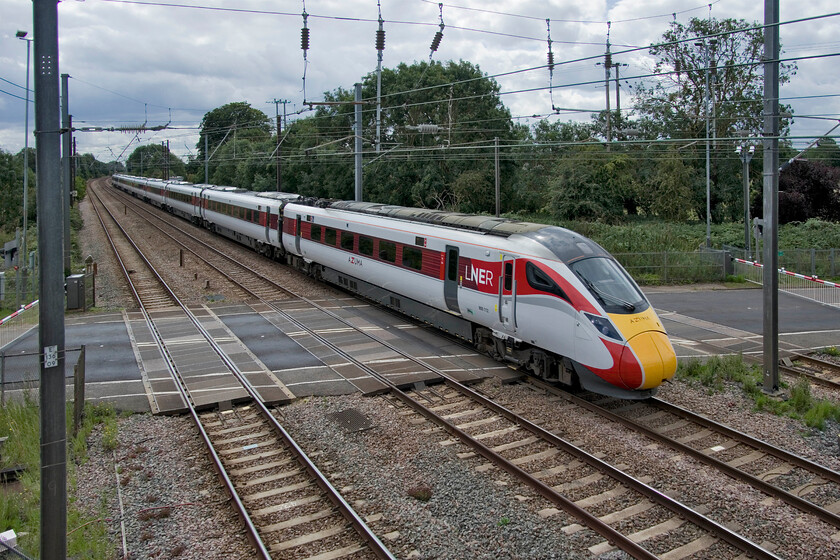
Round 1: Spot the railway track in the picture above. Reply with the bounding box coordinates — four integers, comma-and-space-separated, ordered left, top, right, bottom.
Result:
527, 382, 840, 530
95, 179, 813, 557
89, 181, 394, 560
783, 352, 840, 390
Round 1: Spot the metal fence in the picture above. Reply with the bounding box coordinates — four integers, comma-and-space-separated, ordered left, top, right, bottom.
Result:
0, 300, 39, 351
613, 250, 732, 285
0, 267, 38, 310
732, 258, 840, 309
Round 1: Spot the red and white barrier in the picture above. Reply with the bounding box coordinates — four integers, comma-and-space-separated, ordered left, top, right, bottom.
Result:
0, 300, 39, 327
732, 258, 840, 308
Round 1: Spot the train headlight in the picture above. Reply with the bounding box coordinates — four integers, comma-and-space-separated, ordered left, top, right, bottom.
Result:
584, 312, 622, 341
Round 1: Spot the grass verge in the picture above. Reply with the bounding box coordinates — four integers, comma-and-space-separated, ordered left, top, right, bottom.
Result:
676, 354, 840, 430
0, 395, 119, 558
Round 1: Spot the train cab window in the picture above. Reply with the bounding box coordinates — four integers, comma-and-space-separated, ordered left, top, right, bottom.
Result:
526, 262, 569, 302
402, 246, 423, 271
340, 231, 355, 251
311, 224, 322, 242
359, 236, 374, 256
325, 228, 337, 246
570, 257, 647, 314
379, 241, 396, 262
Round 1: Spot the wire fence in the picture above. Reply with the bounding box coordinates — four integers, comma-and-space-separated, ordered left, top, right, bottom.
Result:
0, 268, 39, 311
0, 300, 39, 351
732, 258, 840, 309
613, 250, 732, 285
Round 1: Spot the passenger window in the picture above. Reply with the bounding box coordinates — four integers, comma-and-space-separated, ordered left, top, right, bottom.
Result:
379, 241, 396, 262
310, 224, 322, 242
359, 236, 374, 256
324, 228, 337, 246
340, 231, 355, 251
402, 246, 423, 271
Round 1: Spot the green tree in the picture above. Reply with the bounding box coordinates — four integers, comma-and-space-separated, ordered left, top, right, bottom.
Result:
126, 144, 186, 178
640, 148, 699, 221
284, 60, 518, 210
197, 102, 272, 172
548, 147, 638, 223
633, 17, 796, 224
0, 149, 27, 239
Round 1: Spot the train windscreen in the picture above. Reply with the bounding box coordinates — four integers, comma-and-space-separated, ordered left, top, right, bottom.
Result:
569, 257, 648, 314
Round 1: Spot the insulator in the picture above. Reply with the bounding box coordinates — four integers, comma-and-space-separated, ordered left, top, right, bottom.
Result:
430, 31, 443, 52
376, 29, 386, 51
547, 51, 554, 71
417, 124, 440, 134
301, 27, 310, 51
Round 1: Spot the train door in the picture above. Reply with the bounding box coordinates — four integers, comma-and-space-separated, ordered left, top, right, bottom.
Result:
262, 206, 270, 242
499, 254, 517, 332
444, 245, 460, 314
294, 215, 302, 254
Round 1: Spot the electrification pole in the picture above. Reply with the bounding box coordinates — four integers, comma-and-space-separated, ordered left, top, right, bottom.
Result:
61, 73, 71, 274
355, 83, 363, 201
762, 0, 780, 394
268, 99, 288, 190
494, 137, 500, 217
34, 1, 67, 558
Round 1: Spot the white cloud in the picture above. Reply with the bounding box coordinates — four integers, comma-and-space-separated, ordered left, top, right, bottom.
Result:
1, 0, 838, 162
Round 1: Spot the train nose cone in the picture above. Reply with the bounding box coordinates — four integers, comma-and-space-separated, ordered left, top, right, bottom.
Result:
620, 331, 677, 390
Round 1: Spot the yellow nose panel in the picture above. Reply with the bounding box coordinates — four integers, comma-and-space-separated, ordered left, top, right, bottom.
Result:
628, 331, 677, 389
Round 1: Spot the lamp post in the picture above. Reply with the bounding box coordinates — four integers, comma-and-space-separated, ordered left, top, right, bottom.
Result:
17, 30, 32, 273
736, 143, 755, 259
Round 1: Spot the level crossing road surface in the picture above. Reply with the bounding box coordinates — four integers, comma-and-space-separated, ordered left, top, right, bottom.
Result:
2, 286, 837, 412
647, 285, 840, 359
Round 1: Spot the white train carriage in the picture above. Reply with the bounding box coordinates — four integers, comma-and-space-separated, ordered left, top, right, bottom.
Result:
281, 200, 676, 399
199, 186, 299, 258
111, 175, 168, 208
164, 181, 203, 222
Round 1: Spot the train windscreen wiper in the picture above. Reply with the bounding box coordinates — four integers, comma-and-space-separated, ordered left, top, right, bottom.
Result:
575, 272, 636, 312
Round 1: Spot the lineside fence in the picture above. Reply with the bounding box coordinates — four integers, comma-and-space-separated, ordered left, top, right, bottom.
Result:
0, 300, 39, 351
732, 258, 840, 309
613, 250, 734, 285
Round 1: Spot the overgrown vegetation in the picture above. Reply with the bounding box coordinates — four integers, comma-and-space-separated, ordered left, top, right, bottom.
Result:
677, 355, 840, 429
0, 397, 120, 558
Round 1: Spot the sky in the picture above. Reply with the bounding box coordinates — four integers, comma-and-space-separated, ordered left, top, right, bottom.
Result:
1, 0, 839, 165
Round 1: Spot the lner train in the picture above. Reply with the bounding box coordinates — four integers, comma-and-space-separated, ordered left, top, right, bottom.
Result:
111, 174, 677, 399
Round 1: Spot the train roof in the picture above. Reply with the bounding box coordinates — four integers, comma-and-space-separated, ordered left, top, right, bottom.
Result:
326, 200, 610, 264
328, 201, 545, 236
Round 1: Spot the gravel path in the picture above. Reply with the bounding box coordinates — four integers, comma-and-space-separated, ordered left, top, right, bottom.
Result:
73, 179, 840, 559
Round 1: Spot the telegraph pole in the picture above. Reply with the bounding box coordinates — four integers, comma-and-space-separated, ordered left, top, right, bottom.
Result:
762, 0, 780, 394
34, 1, 67, 558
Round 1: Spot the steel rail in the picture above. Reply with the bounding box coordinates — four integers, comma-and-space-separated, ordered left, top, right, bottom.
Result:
226, 282, 779, 559
782, 352, 840, 390
104, 179, 779, 559
98, 180, 396, 560
529, 374, 840, 529
88, 181, 271, 559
